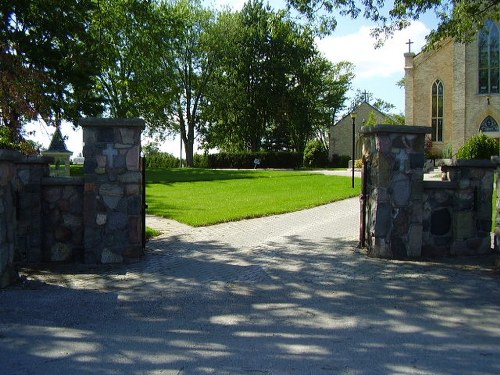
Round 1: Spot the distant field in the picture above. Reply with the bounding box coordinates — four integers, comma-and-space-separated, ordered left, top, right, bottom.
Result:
146, 168, 360, 226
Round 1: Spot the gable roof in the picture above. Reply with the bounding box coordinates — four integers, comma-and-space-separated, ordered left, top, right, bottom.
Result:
333, 101, 388, 127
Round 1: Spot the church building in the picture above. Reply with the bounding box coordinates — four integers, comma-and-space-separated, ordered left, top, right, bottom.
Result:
404, 20, 500, 157
328, 101, 388, 161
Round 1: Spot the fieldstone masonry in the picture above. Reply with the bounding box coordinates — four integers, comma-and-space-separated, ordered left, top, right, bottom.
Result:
423, 160, 494, 257
81, 118, 145, 264
361, 125, 496, 259
0, 118, 145, 287
0, 150, 20, 288
360, 125, 429, 258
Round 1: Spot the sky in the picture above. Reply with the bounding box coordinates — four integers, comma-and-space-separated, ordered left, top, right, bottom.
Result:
26, 0, 436, 158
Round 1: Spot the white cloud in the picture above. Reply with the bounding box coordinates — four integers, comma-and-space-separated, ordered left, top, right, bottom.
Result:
316, 21, 430, 79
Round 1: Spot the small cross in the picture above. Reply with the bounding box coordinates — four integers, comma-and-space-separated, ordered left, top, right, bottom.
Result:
102, 143, 118, 167
395, 149, 408, 172
406, 39, 414, 53
362, 90, 370, 103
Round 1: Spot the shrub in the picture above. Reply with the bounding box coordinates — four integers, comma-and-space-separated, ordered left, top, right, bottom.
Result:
441, 143, 454, 159
145, 152, 180, 168
456, 133, 499, 160
329, 154, 350, 168
193, 153, 208, 168
303, 139, 328, 168
207, 151, 303, 169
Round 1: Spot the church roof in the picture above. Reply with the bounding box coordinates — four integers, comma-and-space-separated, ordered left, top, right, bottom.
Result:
333, 101, 388, 126
47, 127, 71, 153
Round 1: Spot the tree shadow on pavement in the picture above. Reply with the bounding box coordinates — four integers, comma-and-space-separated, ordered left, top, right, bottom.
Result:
1, 233, 500, 375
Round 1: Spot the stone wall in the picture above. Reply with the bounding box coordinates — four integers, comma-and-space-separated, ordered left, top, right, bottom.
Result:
422, 160, 494, 256
42, 177, 84, 262
0, 117, 145, 288
360, 125, 495, 259
0, 151, 20, 287
15, 157, 51, 264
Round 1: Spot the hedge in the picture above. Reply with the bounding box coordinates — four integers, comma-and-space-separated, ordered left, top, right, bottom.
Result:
207, 151, 303, 169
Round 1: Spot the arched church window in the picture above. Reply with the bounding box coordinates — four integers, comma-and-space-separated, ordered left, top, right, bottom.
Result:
479, 20, 499, 94
479, 116, 499, 132
431, 80, 444, 142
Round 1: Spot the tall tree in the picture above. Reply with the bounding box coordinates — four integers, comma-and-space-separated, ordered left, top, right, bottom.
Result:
201, 1, 353, 153
0, 0, 101, 145
288, 0, 500, 47
91, 0, 175, 119
167, 0, 215, 167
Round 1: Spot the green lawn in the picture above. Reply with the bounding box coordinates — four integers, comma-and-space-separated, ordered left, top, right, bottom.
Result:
146, 168, 360, 226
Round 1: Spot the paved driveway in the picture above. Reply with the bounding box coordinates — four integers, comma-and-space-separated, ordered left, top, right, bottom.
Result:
1, 198, 500, 375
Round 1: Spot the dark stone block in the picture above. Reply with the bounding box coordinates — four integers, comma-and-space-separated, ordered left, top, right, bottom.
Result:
55, 226, 72, 241
123, 245, 144, 259
410, 153, 425, 169
114, 154, 126, 169
57, 199, 70, 211
97, 128, 114, 143
84, 159, 97, 174
83, 191, 97, 226
374, 203, 392, 237
128, 196, 141, 215
106, 211, 128, 231
434, 236, 452, 247
422, 220, 431, 232
477, 219, 492, 232
392, 208, 410, 236
128, 216, 140, 245
390, 236, 407, 259
466, 237, 482, 249
392, 135, 405, 148
431, 208, 451, 235
105, 233, 127, 250
422, 245, 449, 257
84, 250, 98, 264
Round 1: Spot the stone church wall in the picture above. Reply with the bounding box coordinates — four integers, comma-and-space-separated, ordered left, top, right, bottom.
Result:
406, 24, 500, 157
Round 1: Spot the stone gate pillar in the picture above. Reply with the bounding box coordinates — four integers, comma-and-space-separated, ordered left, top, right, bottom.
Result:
80, 118, 145, 264
360, 125, 431, 259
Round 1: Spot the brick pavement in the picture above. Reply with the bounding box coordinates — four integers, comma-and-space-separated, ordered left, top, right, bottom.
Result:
1, 197, 500, 374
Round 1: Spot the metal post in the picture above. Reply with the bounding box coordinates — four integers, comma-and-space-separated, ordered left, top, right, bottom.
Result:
351, 112, 357, 188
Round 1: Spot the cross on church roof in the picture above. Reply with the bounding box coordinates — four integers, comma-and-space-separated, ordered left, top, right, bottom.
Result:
406, 39, 414, 53
362, 90, 370, 103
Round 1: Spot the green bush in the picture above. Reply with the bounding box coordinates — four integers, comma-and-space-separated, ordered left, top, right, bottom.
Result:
207, 151, 303, 169
145, 152, 180, 168
303, 139, 328, 168
456, 133, 499, 160
329, 154, 350, 168
193, 154, 209, 168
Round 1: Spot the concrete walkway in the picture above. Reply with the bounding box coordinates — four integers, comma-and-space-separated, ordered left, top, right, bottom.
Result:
1, 198, 500, 375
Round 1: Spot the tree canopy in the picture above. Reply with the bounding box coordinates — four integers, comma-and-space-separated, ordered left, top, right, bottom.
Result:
0, 0, 102, 143
201, 0, 353, 153
288, 0, 500, 47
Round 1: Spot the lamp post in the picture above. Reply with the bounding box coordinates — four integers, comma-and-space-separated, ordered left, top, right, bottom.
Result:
350, 111, 357, 188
